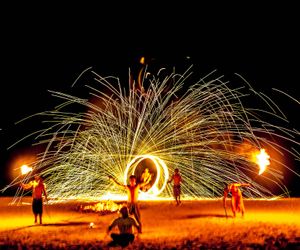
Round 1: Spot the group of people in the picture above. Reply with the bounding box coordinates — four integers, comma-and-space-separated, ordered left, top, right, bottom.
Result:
21, 168, 251, 248
107, 169, 251, 247
106, 167, 184, 247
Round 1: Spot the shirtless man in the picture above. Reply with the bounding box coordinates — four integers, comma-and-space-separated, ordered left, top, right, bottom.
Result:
107, 206, 140, 247
168, 168, 182, 205
223, 182, 251, 218
109, 174, 146, 232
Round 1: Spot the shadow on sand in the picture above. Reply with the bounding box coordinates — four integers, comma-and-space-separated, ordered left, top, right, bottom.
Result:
181, 213, 233, 219
5, 221, 91, 232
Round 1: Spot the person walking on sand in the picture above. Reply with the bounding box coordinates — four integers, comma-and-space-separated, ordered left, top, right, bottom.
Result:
223, 182, 251, 218
21, 174, 48, 224
106, 205, 141, 248
108, 174, 146, 233
168, 168, 182, 206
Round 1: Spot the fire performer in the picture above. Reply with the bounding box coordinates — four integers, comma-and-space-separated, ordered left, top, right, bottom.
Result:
167, 168, 183, 206
108, 174, 146, 233
223, 182, 251, 218
139, 168, 152, 192
106, 205, 141, 248
20, 174, 48, 224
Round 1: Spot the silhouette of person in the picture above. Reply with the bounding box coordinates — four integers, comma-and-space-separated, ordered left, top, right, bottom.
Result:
107, 206, 140, 248
168, 168, 182, 205
223, 182, 251, 217
21, 174, 48, 224
140, 168, 152, 192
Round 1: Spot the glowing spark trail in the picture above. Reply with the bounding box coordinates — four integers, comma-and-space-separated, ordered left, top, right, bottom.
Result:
2, 65, 300, 202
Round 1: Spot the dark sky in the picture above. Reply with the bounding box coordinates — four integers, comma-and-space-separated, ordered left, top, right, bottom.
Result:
0, 4, 299, 196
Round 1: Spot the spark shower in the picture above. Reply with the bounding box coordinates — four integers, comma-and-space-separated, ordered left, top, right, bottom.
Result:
3, 65, 300, 201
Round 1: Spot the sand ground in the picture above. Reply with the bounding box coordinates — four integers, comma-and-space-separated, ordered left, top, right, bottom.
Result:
0, 197, 300, 249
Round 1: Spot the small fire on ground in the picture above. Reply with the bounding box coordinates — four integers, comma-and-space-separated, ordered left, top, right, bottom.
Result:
79, 200, 122, 214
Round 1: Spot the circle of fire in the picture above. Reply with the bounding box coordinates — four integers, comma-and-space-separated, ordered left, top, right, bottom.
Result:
124, 155, 169, 197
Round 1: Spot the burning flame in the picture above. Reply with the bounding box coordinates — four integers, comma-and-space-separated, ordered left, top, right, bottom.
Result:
21, 165, 33, 175
255, 149, 270, 175
81, 200, 122, 214
140, 56, 145, 65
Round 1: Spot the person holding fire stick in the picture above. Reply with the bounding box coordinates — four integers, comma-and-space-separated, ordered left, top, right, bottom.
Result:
21, 174, 48, 224
108, 174, 146, 233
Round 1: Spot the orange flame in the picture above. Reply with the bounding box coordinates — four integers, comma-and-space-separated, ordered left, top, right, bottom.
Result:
81, 200, 122, 214
21, 165, 33, 175
255, 149, 270, 175
140, 56, 145, 65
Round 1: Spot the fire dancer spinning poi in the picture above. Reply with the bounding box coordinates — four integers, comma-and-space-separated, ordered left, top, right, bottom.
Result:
139, 168, 153, 192
20, 174, 48, 224
108, 175, 147, 233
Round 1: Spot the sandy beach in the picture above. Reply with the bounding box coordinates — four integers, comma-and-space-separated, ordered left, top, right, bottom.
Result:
0, 197, 300, 249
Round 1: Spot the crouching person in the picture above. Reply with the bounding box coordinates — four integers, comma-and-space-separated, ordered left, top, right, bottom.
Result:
107, 205, 141, 248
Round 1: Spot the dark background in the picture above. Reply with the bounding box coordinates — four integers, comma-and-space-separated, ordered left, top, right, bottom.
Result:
0, 4, 299, 196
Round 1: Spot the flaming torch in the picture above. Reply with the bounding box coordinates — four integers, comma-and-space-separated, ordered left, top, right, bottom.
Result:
255, 149, 270, 175
21, 165, 33, 175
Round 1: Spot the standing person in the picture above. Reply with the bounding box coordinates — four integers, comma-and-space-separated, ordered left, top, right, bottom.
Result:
108, 174, 146, 233
139, 168, 152, 192
168, 168, 182, 206
106, 205, 141, 248
223, 182, 251, 218
21, 174, 48, 224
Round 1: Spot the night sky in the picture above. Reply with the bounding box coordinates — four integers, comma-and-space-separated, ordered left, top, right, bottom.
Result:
0, 5, 299, 196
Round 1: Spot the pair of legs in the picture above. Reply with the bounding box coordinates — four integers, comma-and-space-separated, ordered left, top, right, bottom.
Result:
173, 185, 181, 205
32, 198, 43, 224
34, 213, 43, 224
231, 195, 245, 217
108, 233, 134, 247
128, 203, 142, 233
